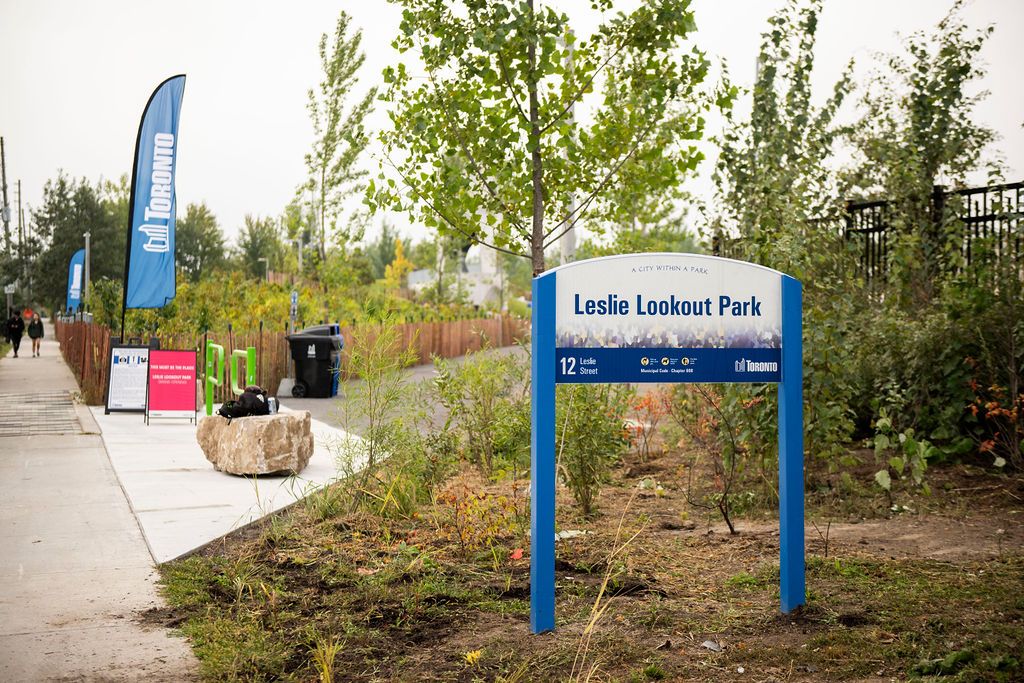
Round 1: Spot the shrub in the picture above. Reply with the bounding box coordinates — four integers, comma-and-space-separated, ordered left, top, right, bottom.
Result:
664, 384, 747, 533
435, 485, 522, 556
433, 349, 530, 477
556, 384, 634, 515
851, 305, 973, 447
872, 408, 939, 497
629, 389, 669, 462
950, 246, 1024, 470
335, 320, 418, 512
850, 245, 1022, 471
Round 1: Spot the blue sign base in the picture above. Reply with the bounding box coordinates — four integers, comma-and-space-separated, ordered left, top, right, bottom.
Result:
556, 347, 781, 383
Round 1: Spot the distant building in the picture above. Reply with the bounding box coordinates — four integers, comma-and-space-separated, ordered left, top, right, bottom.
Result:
408, 242, 503, 308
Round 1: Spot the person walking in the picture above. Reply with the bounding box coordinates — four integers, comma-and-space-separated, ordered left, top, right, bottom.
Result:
6, 310, 25, 358
27, 312, 44, 357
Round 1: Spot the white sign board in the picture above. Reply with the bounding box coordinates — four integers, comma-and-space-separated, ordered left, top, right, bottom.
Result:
105, 346, 150, 412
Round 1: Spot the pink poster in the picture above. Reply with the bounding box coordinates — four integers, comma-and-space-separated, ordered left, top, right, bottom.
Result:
147, 349, 197, 420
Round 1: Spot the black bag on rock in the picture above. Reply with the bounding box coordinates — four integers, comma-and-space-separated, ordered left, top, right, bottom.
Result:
239, 385, 270, 416
217, 385, 270, 420
217, 400, 244, 420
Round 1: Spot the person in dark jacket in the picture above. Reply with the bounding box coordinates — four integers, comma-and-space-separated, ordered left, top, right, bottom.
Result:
27, 313, 44, 357
6, 310, 24, 358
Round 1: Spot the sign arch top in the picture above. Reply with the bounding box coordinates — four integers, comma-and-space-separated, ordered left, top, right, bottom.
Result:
529, 252, 805, 633
539, 251, 788, 278
541, 253, 790, 384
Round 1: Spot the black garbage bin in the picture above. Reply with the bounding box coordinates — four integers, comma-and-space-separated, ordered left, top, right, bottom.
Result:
287, 324, 344, 398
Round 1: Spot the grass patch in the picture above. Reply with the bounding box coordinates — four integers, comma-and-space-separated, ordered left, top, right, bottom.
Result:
155, 460, 1024, 681
718, 555, 1024, 681
182, 615, 292, 681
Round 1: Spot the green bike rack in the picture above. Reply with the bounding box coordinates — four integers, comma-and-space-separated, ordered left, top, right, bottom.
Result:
204, 342, 257, 415
230, 347, 257, 396
204, 341, 225, 416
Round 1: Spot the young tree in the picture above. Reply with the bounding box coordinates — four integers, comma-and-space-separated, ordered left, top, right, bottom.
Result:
305, 11, 376, 261
370, 0, 713, 275
236, 215, 284, 278
31, 173, 124, 310
176, 202, 226, 282
713, 0, 852, 274
384, 239, 414, 290
844, 0, 998, 304
712, 0, 859, 467
365, 221, 399, 280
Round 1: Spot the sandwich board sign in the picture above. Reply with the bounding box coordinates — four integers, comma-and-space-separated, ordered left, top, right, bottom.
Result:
105, 345, 150, 414
146, 349, 198, 424
530, 253, 804, 633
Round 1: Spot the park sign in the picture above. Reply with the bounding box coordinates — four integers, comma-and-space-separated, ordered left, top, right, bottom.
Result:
530, 253, 805, 633
555, 255, 782, 383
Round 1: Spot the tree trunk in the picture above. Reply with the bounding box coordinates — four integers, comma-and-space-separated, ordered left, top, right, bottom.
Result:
527, 0, 545, 276
319, 167, 328, 261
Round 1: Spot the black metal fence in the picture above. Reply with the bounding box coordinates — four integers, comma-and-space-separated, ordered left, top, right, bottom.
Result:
842, 182, 1023, 282
956, 182, 1024, 267
713, 181, 1023, 283
842, 198, 891, 283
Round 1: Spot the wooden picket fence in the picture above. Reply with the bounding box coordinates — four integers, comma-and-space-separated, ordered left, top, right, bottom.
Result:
55, 320, 114, 405
55, 315, 528, 406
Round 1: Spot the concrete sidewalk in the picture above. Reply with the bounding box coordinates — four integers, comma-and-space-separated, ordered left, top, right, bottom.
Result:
0, 322, 197, 681
94, 405, 351, 563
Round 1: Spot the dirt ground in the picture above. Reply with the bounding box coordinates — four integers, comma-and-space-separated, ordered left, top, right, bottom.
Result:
149, 447, 1024, 682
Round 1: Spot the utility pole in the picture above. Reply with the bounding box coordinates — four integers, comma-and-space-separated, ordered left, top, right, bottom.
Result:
17, 180, 25, 285
560, 30, 577, 265
0, 137, 9, 249
83, 232, 91, 304
25, 204, 33, 304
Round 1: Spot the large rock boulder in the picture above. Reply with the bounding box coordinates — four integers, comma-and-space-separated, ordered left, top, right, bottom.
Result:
197, 412, 314, 475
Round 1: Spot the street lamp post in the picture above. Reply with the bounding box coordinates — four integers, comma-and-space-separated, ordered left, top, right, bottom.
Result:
292, 237, 303, 274
83, 231, 91, 305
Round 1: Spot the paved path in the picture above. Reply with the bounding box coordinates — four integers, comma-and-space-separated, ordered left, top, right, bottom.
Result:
94, 404, 354, 563
0, 322, 197, 681
283, 343, 526, 427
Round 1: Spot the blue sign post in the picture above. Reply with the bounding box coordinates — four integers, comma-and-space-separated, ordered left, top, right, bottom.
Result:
530, 253, 804, 633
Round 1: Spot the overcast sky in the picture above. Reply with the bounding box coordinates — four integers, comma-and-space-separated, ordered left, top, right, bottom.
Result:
1, 0, 1021, 247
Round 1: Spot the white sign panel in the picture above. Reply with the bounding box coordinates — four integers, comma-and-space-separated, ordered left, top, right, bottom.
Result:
551, 254, 783, 383
106, 346, 150, 412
